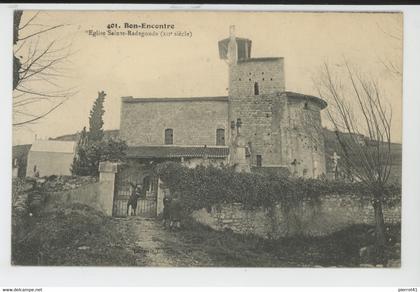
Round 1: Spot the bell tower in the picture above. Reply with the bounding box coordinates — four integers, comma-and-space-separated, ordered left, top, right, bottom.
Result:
218, 26, 286, 168
218, 26, 254, 145
218, 25, 252, 65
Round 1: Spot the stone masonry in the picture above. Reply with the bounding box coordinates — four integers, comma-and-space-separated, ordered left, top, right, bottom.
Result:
119, 26, 328, 178
192, 194, 401, 239
120, 96, 228, 147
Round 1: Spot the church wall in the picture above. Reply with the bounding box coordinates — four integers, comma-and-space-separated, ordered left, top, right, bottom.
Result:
228, 93, 281, 167
282, 97, 326, 177
120, 99, 229, 147
226, 83, 327, 175
228, 59, 285, 167
229, 58, 285, 97
119, 33, 327, 178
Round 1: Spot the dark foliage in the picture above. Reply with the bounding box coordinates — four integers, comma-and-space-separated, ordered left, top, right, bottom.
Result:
71, 92, 128, 176
155, 161, 401, 216
88, 91, 106, 142
70, 127, 90, 175
71, 138, 128, 177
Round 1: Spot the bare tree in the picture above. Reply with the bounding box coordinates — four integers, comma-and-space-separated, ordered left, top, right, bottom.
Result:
376, 17, 403, 77
13, 10, 76, 127
315, 61, 393, 266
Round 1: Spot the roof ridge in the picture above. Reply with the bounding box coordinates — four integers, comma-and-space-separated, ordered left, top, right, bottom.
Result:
122, 96, 228, 103
127, 145, 230, 158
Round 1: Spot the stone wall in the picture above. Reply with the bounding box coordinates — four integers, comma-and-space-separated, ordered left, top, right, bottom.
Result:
281, 96, 326, 177
227, 91, 326, 175
228, 59, 285, 167
229, 92, 280, 167
192, 194, 401, 239
120, 97, 229, 147
229, 58, 285, 97
227, 59, 326, 177
45, 181, 114, 215
11, 175, 114, 217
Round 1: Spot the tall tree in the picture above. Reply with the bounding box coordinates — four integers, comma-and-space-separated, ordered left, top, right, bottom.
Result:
88, 91, 106, 142
316, 61, 394, 266
71, 93, 127, 177
70, 127, 90, 176
84, 138, 128, 177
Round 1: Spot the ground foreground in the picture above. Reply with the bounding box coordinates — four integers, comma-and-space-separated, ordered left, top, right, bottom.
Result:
12, 202, 401, 267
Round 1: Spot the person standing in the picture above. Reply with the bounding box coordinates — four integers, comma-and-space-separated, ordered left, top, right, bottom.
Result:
162, 193, 172, 228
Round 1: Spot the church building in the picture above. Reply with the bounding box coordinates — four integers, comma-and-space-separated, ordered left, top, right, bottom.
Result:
119, 26, 327, 178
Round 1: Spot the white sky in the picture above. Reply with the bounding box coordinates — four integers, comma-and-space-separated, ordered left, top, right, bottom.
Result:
13, 11, 403, 145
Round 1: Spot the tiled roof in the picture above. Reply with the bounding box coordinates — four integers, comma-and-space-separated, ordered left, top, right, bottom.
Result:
127, 146, 230, 159
219, 37, 252, 43
121, 96, 228, 103
281, 91, 328, 109
237, 57, 282, 63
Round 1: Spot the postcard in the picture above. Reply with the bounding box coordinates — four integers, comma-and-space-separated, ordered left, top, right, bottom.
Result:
11, 10, 402, 268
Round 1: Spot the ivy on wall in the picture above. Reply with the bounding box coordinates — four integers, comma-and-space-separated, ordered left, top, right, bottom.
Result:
155, 162, 401, 216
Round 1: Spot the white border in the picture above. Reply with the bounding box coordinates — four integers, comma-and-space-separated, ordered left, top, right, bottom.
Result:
1, 4, 419, 287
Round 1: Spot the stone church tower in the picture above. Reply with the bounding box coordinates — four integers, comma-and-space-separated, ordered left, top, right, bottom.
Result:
219, 26, 327, 177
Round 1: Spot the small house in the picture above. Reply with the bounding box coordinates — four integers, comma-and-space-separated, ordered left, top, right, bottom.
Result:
26, 140, 76, 177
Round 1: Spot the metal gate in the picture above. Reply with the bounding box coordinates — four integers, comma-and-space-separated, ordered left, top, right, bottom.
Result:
112, 166, 157, 218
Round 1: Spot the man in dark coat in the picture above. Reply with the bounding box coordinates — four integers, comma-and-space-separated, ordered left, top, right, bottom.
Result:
162, 193, 172, 228
127, 183, 142, 216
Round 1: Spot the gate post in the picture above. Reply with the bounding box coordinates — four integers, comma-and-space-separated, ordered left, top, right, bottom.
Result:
156, 178, 165, 216
99, 161, 119, 216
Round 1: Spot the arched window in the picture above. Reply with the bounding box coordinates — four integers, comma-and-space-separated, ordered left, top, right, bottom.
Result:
216, 128, 225, 146
254, 82, 259, 95
164, 128, 173, 145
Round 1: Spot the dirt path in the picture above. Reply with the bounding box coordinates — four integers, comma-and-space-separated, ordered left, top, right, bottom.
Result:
115, 216, 204, 267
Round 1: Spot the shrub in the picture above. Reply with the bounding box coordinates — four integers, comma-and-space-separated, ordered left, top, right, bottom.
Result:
71, 138, 127, 177
155, 161, 401, 216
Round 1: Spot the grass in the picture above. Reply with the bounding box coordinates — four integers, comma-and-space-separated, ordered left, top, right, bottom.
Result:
12, 201, 401, 267
161, 219, 401, 267
12, 202, 139, 266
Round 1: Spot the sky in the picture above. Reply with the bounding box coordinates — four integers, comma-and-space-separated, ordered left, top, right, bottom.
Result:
12, 11, 403, 145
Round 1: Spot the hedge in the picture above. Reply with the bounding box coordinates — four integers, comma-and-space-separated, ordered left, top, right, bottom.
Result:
155, 162, 401, 215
